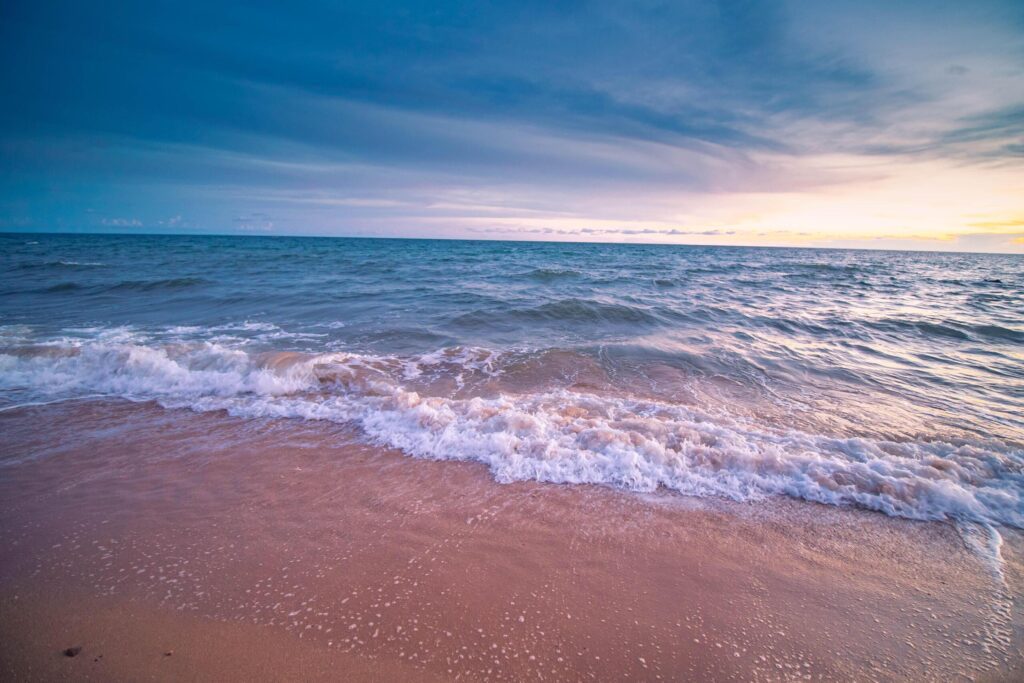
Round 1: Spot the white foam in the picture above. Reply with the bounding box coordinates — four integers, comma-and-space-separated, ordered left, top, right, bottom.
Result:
0, 341, 316, 399
402, 346, 504, 387
1, 340, 1021, 528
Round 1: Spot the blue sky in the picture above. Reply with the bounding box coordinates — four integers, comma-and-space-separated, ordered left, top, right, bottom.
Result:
1, 1, 1023, 251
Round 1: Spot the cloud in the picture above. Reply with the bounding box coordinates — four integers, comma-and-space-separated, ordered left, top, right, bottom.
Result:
465, 225, 736, 241
0, 0, 1022, 250
954, 231, 1024, 250
968, 218, 1024, 229
578, 227, 735, 237
100, 217, 143, 227
232, 212, 274, 232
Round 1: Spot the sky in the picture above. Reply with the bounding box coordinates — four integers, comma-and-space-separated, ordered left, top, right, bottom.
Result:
1, 1, 1023, 252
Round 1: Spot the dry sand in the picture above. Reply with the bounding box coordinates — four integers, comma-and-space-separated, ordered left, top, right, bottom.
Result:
1, 399, 1022, 681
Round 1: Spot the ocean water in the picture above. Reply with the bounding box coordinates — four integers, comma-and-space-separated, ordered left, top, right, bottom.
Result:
1, 233, 1022, 528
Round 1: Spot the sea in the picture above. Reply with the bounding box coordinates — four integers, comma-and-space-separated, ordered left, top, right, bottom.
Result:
1, 233, 1021, 530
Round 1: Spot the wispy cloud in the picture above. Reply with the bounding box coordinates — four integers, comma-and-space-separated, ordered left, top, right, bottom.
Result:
969, 218, 1024, 229
100, 217, 143, 227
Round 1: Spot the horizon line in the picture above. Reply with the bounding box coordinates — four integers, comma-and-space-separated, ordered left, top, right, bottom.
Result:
2, 228, 1022, 257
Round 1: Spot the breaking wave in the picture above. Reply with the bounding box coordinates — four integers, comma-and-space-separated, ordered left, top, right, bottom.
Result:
2, 339, 1021, 528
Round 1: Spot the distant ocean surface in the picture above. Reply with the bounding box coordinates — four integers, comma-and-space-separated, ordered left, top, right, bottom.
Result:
2, 233, 1022, 528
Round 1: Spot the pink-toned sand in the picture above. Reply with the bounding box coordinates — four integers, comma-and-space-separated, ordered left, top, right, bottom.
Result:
1, 400, 1022, 681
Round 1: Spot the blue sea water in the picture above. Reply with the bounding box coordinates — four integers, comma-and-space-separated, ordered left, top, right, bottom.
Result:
1, 233, 1022, 526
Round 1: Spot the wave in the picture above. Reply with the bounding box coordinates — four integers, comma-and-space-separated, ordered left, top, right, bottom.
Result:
969, 324, 1024, 344
870, 318, 971, 342
51, 259, 106, 268
29, 277, 212, 295
868, 319, 1024, 345
522, 267, 582, 282
44, 282, 85, 293
454, 298, 661, 328
15, 260, 107, 270
106, 277, 211, 292
784, 263, 871, 278
1, 340, 1021, 528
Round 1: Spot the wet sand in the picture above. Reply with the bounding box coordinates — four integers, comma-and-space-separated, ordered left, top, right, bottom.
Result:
1, 399, 1022, 681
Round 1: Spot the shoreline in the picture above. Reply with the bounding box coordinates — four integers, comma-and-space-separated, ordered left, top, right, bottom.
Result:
1, 399, 1022, 680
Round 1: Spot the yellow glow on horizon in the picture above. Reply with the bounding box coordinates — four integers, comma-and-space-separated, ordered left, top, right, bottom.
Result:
425, 154, 1024, 251
695, 155, 1024, 243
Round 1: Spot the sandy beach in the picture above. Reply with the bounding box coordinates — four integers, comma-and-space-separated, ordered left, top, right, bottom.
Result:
1, 399, 1021, 681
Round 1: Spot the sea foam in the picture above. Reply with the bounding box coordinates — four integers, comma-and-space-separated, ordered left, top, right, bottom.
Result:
2, 339, 1021, 528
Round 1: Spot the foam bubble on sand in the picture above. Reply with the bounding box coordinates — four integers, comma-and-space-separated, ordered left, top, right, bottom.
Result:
1, 341, 1021, 528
